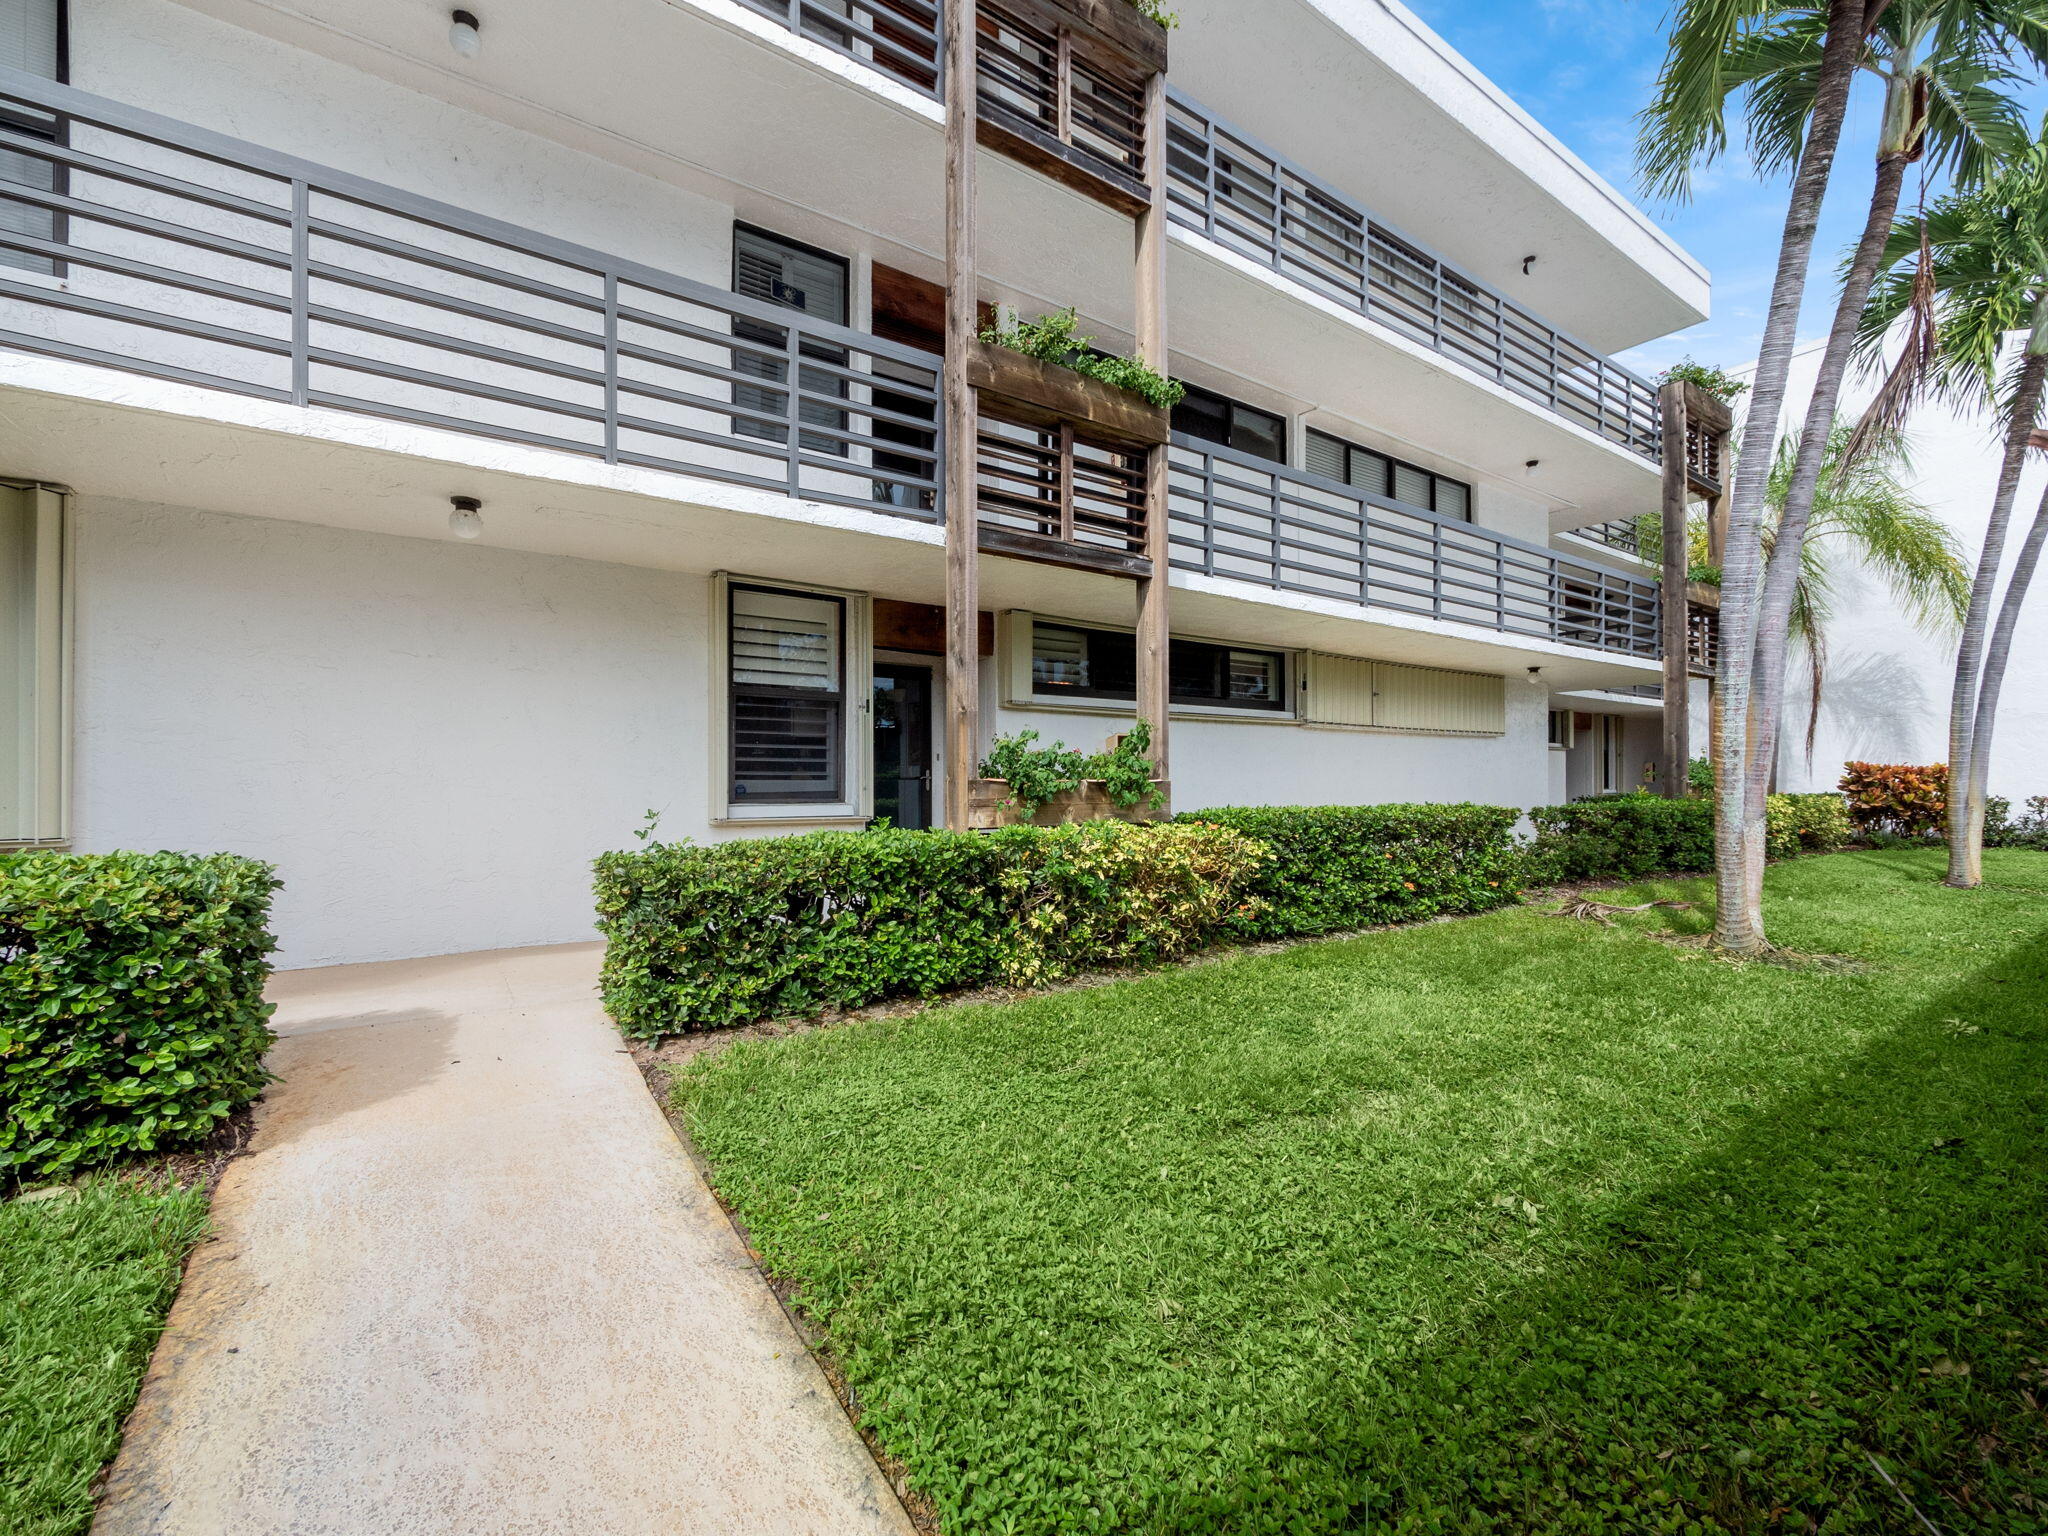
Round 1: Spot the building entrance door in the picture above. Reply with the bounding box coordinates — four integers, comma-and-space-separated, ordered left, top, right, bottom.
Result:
872, 663, 934, 829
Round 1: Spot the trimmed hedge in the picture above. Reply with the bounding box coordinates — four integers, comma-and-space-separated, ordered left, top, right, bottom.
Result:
1529, 791, 1852, 882
1171, 803, 1523, 939
595, 820, 1267, 1037
2, 851, 280, 1181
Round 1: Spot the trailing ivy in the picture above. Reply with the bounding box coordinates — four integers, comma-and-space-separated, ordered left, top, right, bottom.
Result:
1, 851, 281, 1181
980, 308, 1186, 410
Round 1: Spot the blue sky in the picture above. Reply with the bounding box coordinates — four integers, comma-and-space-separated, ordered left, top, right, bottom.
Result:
1405, 0, 2048, 376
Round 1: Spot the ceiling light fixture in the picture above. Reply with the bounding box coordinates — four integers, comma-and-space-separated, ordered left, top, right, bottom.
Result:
449, 9, 482, 58
448, 495, 484, 540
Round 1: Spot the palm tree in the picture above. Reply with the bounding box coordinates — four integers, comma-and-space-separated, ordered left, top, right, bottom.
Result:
1738, 0, 2041, 931
1639, 418, 1969, 764
1640, 0, 1873, 954
1858, 121, 2048, 883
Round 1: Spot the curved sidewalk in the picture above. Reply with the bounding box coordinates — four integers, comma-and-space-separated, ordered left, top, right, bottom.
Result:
94, 943, 915, 1536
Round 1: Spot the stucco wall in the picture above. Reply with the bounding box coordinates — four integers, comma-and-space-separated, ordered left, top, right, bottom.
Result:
70, 496, 720, 968
69, 496, 1563, 967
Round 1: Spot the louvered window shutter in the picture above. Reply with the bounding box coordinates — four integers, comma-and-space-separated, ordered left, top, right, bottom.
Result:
1303, 430, 1345, 482
729, 586, 845, 803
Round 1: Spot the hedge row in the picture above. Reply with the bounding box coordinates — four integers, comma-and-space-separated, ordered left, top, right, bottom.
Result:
2, 851, 281, 1181
596, 820, 1268, 1037
597, 804, 1526, 1036
1172, 803, 1523, 939
1528, 792, 1851, 882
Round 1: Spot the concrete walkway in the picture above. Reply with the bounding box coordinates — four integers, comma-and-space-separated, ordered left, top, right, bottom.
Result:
94, 944, 915, 1536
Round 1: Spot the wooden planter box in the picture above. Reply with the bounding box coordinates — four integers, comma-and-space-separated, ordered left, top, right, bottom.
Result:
965, 777, 1171, 829
967, 339, 1169, 448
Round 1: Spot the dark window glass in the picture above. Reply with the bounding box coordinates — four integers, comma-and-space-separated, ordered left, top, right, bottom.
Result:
1032, 622, 1285, 711
1172, 384, 1286, 464
729, 584, 845, 803
1305, 428, 1471, 520
732, 224, 851, 457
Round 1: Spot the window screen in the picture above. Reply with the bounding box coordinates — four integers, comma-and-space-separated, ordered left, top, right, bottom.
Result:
729, 585, 845, 803
1031, 621, 1286, 712
731, 225, 851, 456
0, 0, 62, 277
1304, 428, 1472, 520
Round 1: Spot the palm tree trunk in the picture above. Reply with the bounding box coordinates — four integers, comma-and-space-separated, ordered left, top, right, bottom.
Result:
1945, 319, 2048, 886
1742, 147, 1913, 930
1712, 0, 1867, 954
1960, 459, 2048, 882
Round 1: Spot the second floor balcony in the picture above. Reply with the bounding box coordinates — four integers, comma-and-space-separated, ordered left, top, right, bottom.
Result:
0, 68, 1660, 669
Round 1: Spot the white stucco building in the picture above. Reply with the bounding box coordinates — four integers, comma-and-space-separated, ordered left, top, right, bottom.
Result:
0, 0, 1711, 965
1751, 340, 2047, 806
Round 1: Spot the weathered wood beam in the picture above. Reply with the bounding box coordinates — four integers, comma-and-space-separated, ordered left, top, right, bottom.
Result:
1658, 379, 1690, 798
1133, 64, 1170, 786
943, 0, 980, 832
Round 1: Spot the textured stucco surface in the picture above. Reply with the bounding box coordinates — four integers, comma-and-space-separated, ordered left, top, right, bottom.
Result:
71, 497, 715, 969
92, 944, 916, 1536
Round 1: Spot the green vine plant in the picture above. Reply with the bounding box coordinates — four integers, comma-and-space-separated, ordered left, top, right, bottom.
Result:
977, 720, 1166, 817
1657, 357, 1749, 402
980, 308, 1186, 410
1127, 0, 1178, 27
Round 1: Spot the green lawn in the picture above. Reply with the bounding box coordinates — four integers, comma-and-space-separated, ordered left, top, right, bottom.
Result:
1, 1181, 207, 1536
676, 850, 2048, 1534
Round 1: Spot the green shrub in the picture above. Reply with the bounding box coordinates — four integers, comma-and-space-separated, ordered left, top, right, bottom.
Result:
1530, 792, 1852, 881
1, 852, 280, 1181
978, 719, 1164, 817
595, 821, 1267, 1036
1984, 794, 2048, 850
1528, 794, 1715, 881
1767, 792, 1852, 857
1172, 803, 1523, 939
1839, 760, 1946, 836
980, 308, 1185, 409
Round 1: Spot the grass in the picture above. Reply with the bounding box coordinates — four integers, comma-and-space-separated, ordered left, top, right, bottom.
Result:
1, 1180, 208, 1536
675, 850, 2048, 1534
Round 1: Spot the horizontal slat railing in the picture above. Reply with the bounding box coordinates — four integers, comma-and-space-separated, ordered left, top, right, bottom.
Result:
736, 0, 942, 95
1164, 91, 1663, 465
1168, 437, 1660, 658
1564, 517, 1648, 558
0, 72, 1660, 662
0, 68, 943, 520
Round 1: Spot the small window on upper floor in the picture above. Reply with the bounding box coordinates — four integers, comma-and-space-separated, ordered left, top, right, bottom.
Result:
1, 0, 64, 278
731, 224, 852, 456
1171, 384, 1286, 465
1304, 428, 1472, 521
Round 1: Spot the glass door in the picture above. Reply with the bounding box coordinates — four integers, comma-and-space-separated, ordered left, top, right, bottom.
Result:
871, 663, 934, 829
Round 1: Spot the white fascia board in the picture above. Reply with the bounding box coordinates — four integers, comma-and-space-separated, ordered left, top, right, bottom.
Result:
1291, 0, 1708, 318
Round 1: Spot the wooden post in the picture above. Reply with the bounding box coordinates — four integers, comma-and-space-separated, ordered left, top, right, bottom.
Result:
942, 0, 980, 831
1132, 65, 1170, 783
1658, 380, 1690, 798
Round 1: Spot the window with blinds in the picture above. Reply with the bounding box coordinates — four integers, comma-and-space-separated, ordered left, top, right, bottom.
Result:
731, 224, 851, 456
729, 584, 845, 803
1304, 429, 1471, 521
0, 0, 62, 278
1029, 620, 1286, 712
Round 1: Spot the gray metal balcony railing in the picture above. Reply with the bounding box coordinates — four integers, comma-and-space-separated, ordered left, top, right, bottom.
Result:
1163, 94, 1663, 465
736, 0, 942, 95
1565, 516, 1649, 558
0, 71, 1660, 661
1168, 438, 1660, 657
0, 70, 943, 518
724, 5, 1665, 464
